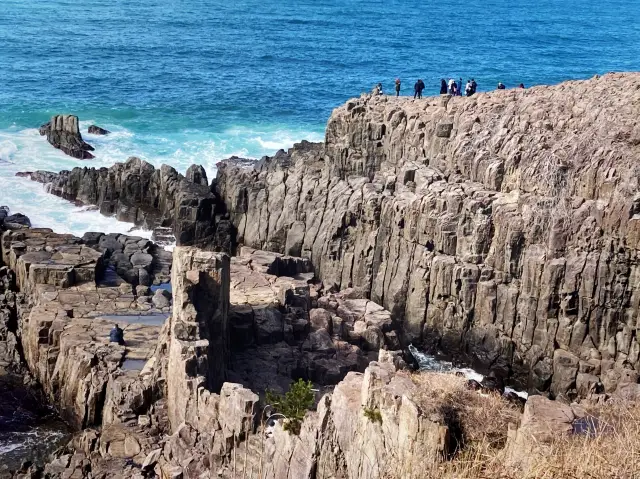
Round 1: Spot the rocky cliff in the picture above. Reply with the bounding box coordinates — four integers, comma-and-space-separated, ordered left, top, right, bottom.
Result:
19, 157, 234, 249
217, 73, 640, 399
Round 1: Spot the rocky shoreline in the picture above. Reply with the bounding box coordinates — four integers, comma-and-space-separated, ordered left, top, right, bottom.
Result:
1, 73, 639, 478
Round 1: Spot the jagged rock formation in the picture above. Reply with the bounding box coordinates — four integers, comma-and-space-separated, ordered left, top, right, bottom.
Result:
39, 115, 95, 159
88, 125, 110, 135
82, 232, 172, 286
217, 73, 640, 399
0, 206, 31, 230
18, 157, 234, 249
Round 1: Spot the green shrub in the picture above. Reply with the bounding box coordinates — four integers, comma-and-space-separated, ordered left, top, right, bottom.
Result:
363, 406, 383, 424
265, 379, 315, 435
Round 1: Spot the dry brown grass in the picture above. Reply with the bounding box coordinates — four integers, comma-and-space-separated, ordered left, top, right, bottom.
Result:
411, 372, 521, 451
406, 373, 640, 479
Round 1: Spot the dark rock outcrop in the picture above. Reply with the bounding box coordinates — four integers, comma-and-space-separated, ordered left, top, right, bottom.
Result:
18, 158, 235, 250
82, 232, 172, 286
216, 73, 640, 398
39, 115, 95, 159
0, 207, 31, 230
87, 125, 110, 135
185, 164, 208, 186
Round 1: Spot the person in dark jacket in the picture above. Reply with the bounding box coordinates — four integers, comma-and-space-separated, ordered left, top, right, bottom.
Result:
109, 324, 125, 345
414, 79, 425, 99
471, 78, 477, 94
440, 79, 447, 95
395, 78, 401, 96
497, 82, 506, 90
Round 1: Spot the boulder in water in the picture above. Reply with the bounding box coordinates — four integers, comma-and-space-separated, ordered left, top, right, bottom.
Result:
87, 125, 110, 135
39, 115, 95, 159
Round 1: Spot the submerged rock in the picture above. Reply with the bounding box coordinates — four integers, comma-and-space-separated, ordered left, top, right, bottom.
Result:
39, 115, 95, 159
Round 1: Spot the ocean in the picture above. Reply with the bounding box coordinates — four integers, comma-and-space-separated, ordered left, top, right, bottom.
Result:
1, 0, 639, 237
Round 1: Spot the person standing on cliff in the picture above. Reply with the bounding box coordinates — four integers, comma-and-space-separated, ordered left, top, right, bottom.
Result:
465, 80, 473, 96
497, 82, 506, 90
471, 78, 477, 94
109, 324, 125, 345
440, 79, 447, 94
414, 79, 425, 99
395, 78, 401, 96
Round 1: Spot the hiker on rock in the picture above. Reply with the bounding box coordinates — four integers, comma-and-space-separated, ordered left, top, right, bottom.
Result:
497, 82, 506, 90
465, 80, 473, 96
440, 79, 448, 94
414, 79, 425, 99
448, 78, 456, 94
395, 78, 401, 96
109, 324, 125, 345
471, 78, 477, 94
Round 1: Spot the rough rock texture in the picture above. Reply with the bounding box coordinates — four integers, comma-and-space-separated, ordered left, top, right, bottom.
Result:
39, 115, 95, 159
260, 359, 450, 479
0, 266, 20, 370
217, 73, 640, 398
166, 247, 231, 428
0, 206, 31, 230
82, 231, 172, 286
227, 247, 370, 393
19, 157, 234, 249
1, 227, 167, 429
87, 125, 110, 135
505, 395, 590, 472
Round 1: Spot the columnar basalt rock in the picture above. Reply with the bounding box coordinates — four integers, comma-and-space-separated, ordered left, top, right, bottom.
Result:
217, 73, 640, 398
166, 247, 231, 429
39, 115, 95, 159
18, 157, 234, 249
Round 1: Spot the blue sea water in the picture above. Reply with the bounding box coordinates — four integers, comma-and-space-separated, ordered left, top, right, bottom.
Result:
0, 0, 639, 236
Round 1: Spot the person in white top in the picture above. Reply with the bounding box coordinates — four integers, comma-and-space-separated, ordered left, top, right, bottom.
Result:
465, 80, 473, 96
448, 78, 455, 94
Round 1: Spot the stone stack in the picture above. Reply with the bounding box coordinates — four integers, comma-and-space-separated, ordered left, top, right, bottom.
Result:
39, 115, 95, 159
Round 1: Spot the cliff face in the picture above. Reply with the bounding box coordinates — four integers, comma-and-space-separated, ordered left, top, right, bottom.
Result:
217, 73, 640, 398
20, 157, 233, 249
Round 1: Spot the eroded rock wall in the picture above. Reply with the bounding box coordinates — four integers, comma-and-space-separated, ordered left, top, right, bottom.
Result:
217, 73, 640, 398
20, 157, 234, 249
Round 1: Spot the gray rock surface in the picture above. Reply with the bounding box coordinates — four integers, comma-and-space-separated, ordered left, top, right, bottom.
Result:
217, 73, 640, 397
88, 125, 110, 135
39, 115, 95, 159
19, 158, 233, 249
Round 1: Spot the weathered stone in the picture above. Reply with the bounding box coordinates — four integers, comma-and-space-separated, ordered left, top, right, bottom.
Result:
39, 115, 95, 159
88, 125, 110, 135
185, 164, 208, 186
18, 157, 233, 249
217, 73, 640, 395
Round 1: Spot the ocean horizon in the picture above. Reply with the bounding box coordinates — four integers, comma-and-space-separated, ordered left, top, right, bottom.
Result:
1, 0, 639, 238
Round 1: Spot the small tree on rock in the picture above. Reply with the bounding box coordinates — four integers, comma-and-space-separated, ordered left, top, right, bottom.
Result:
265, 379, 315, 435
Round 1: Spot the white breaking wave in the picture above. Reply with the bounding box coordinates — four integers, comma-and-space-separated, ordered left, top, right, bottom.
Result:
407, 344, 529, 400
0, 122, 324, 239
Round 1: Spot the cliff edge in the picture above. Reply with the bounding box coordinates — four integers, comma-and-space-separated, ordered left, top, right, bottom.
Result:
217, 72, 640, 398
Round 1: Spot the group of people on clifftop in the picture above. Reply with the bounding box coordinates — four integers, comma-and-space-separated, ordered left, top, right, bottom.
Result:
372, 78, 526, 98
